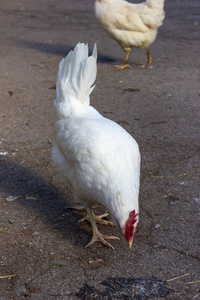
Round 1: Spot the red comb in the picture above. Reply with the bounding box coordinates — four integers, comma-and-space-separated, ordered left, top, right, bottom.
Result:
125, 209, 138, 242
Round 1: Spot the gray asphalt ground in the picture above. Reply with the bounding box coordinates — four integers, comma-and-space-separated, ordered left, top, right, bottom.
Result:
0, 0, 199, 299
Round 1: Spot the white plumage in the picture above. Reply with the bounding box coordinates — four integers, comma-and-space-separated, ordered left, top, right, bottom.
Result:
94, 0, 165, 68
52, 43, 140, 249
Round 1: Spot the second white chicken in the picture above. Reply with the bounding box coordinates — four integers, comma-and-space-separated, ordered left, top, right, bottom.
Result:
95, 0, 165, 69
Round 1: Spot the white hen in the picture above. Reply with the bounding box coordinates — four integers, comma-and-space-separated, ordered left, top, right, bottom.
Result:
52, 43, 140, 250
94, 0, 165, 69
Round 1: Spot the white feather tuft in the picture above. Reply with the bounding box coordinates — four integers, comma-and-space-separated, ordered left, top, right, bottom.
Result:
54, 43, 97, 119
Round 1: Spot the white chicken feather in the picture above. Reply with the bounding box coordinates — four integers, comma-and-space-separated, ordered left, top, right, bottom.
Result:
52, 43, 140, 249
94, 0, 165, 69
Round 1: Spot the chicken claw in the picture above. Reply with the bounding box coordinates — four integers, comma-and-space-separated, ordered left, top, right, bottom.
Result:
67, 205, 113, 226
78, 212, 114, 226
114, 64, 131, 70
114, 49, 131, 70
84, 208, 119, 249
85, 229, 120, 250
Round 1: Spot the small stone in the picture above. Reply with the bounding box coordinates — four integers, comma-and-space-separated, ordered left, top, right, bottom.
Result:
163, 228, 168, 231
0, 151, 8, 156
170, 200, 180, 205
154, 224, 161, 229
8, 219, 15, 224
153, 245, 160, 248
32, 231, 39, 236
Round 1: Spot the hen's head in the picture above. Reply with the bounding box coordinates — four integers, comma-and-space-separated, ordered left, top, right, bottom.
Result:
124, 209, 139, 250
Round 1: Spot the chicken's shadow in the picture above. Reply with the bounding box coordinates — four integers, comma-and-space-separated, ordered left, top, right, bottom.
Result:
0, 156, 89, 247
13, 39, 116, 63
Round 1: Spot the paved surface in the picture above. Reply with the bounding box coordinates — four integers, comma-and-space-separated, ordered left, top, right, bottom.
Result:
0, 0, 199, 299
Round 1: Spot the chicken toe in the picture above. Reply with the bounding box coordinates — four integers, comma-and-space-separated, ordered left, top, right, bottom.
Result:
79, 212, 114, 226
85, 229, 120, 250
114, 64, 131, 70
84, 208, 119, 249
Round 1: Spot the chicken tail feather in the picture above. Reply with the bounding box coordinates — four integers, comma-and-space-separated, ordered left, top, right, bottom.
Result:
54, 43, 97, 119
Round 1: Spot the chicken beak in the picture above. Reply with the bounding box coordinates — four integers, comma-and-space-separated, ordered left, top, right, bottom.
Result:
128, 239, 133, 250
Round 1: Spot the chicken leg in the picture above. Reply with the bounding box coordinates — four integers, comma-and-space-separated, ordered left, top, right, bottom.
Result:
141, 47, 153, 68
85, 207, 120, 249
114, 49, 131, 70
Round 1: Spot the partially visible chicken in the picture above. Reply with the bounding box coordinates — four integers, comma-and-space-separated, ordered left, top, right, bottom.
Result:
52, 43, 140, 250
94, 0, 165, 69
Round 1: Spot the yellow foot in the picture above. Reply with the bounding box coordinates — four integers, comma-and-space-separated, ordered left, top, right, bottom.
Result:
78, 213, 114, 227
114, 64, 131, 70
140, 57, 153, 68
140, 63, 150, 68
85, 231, 120, 250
